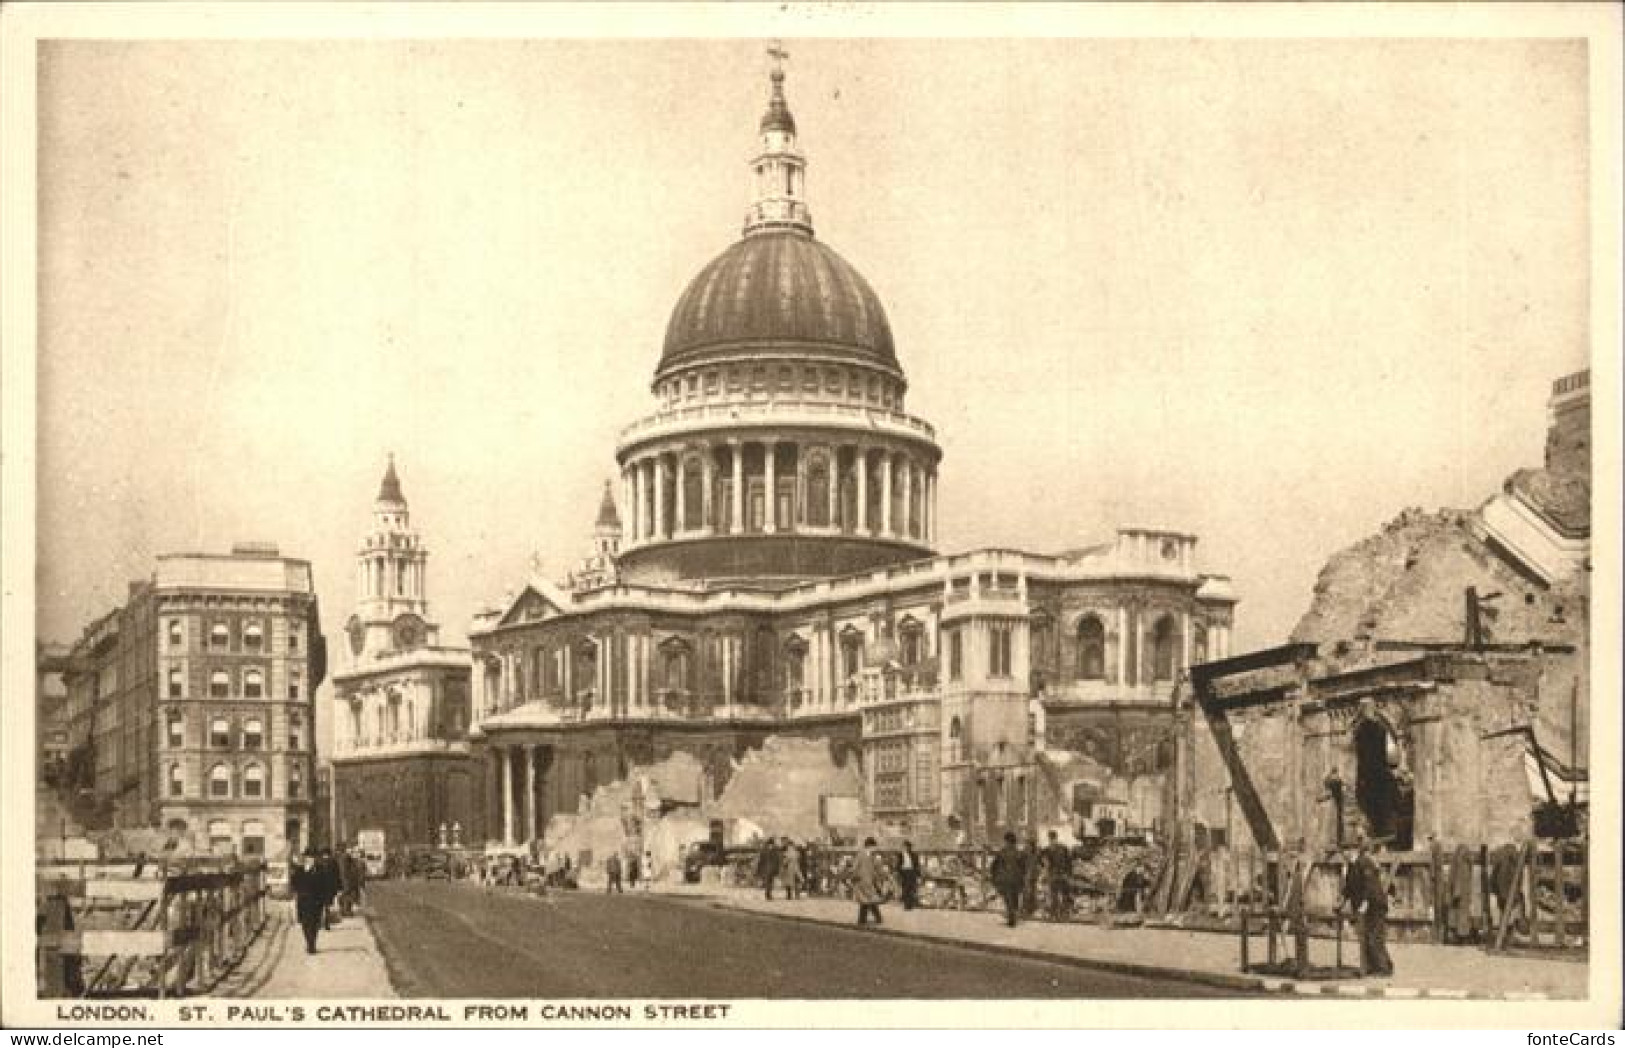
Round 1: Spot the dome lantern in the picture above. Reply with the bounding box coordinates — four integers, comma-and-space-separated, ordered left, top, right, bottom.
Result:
744, 45, 812, 238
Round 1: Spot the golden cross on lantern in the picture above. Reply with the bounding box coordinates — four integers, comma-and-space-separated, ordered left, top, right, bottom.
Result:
767, 41, 789, 73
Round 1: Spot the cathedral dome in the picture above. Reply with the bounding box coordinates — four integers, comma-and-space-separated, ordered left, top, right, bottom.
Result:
657, 230, 898, 378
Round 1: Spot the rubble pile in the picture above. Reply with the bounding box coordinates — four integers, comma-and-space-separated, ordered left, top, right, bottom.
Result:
1069, 840, 1162, 898
712, 736, 861, 842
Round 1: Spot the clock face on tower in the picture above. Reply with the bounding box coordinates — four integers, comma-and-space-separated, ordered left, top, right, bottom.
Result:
392, 613, 426, 652
346, 615, 364, 657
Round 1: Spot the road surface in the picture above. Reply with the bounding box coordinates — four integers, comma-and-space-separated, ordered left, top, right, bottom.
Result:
365, 880, 1248, 998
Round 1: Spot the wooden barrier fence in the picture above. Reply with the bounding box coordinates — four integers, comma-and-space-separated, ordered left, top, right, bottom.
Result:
36, 858, 267, 998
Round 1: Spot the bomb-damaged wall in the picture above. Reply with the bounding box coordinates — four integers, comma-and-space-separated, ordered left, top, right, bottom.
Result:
1188, 650, 1561, 855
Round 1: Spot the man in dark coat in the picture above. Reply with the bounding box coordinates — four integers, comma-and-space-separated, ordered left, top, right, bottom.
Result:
605, 852, 623, 894
1042, 831, 1072, 920
991, 832, 1025, 928
315, 848, 341, 928
1339, 836, 1394, 976
291, 849, 327, 954
1020, 837, 1041, 917
897, 841, 922, 911
756, 839, 781, 900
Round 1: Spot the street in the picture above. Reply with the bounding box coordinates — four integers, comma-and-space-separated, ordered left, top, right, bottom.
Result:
364, 880, 1249, 998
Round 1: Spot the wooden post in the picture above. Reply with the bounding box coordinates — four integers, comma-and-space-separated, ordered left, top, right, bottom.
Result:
1239, 905, 1250, 972
1553, 841, 1567, 949
1478, 844, 1492, 940
1493, 841, 1529, 951
1525, 841, 1540, 947
1429, 838, 1444, 944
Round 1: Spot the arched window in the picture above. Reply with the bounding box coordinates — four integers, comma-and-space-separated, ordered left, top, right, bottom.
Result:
898, 618, 924, 666
1077, 616, 1106, 679
1152, 615, 1177, 682
168, 619, 184, 648
289, 763, 304, 798
948, 717, 963, 763
682, 457, 704, 531
167, 711, 184, 748
242, 717, 264, 750
783, 637, 807, 695
243, 622, 263, 650
209, 717, 231, 748
168, 667, 184, 699
168, 764, 184, 798
243, 763, 265, 799
209, 764, 231, 798
807, 457, 830, 527
210, 669, 230, 699
210, 623, 230, 649
243, 668, 264, 699
1192, 622, 1209, 666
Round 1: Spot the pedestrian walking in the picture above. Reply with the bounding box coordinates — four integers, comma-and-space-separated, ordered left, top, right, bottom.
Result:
991, 832, 1025, 928
316, 848, 341, 929
1042, 831, 1072, 920
642, 850, 657, 892
1020, 836, 1041, 917
853, 837, 885, 925
897, 840, 922, 911
605, 852, 623, 894
756, 838, 782, 900
290, 849, 327, 954
780, 839, 804, 900
1339, 835, 1395, 977
627, 851, 641, 891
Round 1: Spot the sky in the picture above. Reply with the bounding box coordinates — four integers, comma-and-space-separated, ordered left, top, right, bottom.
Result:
36, 37, 1589, 686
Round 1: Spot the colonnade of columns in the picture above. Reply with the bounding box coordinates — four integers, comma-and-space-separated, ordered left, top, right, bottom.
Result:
619, 439, 937, 549
357, 554, 425, 601
490, 742, 547, 847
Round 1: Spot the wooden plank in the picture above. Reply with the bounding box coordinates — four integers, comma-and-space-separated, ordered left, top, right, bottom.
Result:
1553, 843, 1567, 949
1492, 842, 1529, 952
37, 878, 167, 902
1429, 839, 1444, 943
40, 929, 170, 956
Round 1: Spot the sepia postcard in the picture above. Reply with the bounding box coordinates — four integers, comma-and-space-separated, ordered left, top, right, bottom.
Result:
2, 1, 1620, 1031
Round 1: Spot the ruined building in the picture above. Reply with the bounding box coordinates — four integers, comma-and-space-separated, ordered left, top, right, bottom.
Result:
1182, 370, 1590, 855
465, 59, 1237, 851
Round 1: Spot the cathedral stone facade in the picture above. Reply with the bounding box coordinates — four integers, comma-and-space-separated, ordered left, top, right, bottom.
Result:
330, 459, 476, 851
469, 63, 1236, 849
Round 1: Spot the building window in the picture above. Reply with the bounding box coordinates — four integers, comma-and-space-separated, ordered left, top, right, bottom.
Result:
241, 819, 266, 857
1192, 622, 1209, 666
168, 764, 184, 798
168, 620, 183, 648
682, 458, 704, 531
289, 765, 303, 798
288, 671, 302, 700
948, 628, 963, 681
209, 669, 230, 699
288, 713, 303, 751
210, 623, 230, 649
210, 717, 231, 748
989, 625, 1013, 678
243, 668, 264, 699
167, 713, 184, 748
948, 717, 963, 763
1152, 615, 1178, 682
243, 622, 263, 651
899, 620, 923, 666
209, 764, 231, 798
840, 631, 863, 680
243, 764, 264, 799
207, 818, 232, 852
660, 640, 691, 692
1077, 616, 1106, 680
168, 667, 184, 699
242, 717, 263, 750
807, 458, 830, 527
288, 628, 300, 652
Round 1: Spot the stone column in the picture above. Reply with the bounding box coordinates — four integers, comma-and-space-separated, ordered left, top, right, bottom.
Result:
674, 456, 687, 535
516, 742, 532, 842
828, 448, 840, 530
654, 455, 668, 539
900, 458, 913, 538
526, 744, 541, 842
882, 453, 894, 536
702, 446, 716, 534
764, 441, 778, 532
856, 448, 869, 532
730, 441, 744, 534
500, 746, 515, 846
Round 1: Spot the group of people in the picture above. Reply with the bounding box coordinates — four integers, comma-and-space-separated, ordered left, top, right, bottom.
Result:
603, 849, 657, 893
289, 846, 367, 954
989, 830, 1076, 927
754, 837, 815, 900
